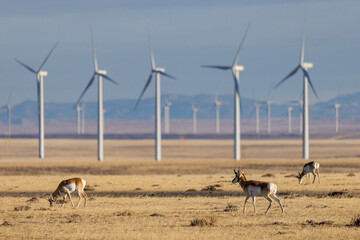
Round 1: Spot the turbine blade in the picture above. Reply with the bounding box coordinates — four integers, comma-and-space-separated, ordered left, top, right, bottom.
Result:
274, 65, 300, 88
232, 23, 251, 67
300, 32, 305, 64
201, 65, 231, 70
301, 68, 319, 99
147, 25, 155, 70
159, 71, 176, 80
134, 72, 153, 109
100, 74, 119, 85
248, 106, 256, 118
38, 42, 59, 72
90, 26, 98, 71
14, 59, 37, 73
74, 73, 96, 107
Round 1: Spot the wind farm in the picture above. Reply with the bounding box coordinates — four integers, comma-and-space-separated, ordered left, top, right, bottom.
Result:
1, 1, 360, 240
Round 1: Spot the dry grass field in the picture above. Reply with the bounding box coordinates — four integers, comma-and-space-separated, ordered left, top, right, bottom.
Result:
0, 138, 360, 239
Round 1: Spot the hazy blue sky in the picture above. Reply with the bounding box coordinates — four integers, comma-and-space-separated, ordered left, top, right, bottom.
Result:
1, 0, 359, 105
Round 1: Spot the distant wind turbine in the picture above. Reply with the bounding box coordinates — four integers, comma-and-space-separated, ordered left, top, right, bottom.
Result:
1, 89, 13, 137
163, 100, 172, 134
81, 103, 85, 134
213, 96, 222, 134
15, 42, 58, 159
75, 28, 119, 161
202, 24, 250, 160
76, 103, 81, 135
266, 100, 272, 134
275, 32, 318, 160
333, 94, 341, 133
192, 104, 198, 134
134, 28, 176, 161
288, 106, 293, 134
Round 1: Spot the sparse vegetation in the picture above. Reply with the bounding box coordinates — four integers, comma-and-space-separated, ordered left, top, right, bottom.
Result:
0, 139, 360, 239
190, 215, 218, 227
350, 214, 360, 226
262, 173, 276, 178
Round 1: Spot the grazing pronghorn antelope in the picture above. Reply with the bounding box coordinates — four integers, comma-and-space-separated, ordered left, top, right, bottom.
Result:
48, 178, 88, 208
296, 161, 320, 184
232, 169, 283, 215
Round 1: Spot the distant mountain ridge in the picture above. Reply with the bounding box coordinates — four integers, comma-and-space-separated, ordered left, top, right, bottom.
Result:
1, 92, 360, 123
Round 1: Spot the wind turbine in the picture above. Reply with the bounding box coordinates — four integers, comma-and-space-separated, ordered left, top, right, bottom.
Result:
76, 103, 81, 135
274, 32, 318, 160
163, 99, 172, 134
15, 42, 58, 159
288, 106, 293, 134
75, 28, 119, 161
202, 24, 250, 160
81, 103, 85, 134
1, 89, 13, 137
134, 28, 176, 162
213, 96, 222, 134
192, 104, 198, 134
334, 94, 341, 133
249, 90, 261, 134
266, 100, 272, 134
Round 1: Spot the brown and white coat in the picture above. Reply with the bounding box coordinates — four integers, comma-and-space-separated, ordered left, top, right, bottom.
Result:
232, 170, 283, 215
49, 177, 88, 208
296, 161, 320, 184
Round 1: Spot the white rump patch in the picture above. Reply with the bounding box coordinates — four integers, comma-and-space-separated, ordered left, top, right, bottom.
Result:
267, 183, 277, 195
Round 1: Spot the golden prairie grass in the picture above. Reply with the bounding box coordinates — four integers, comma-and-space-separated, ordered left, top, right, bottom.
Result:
0, 139, 360, 239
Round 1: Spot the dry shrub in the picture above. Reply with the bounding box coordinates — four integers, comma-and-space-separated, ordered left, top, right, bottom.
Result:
285, 174, 297, 178
190, 215, 218, 227
134, 188, 142, 191
347, 173, 356, 177
224, 203, 238, 212
14, 206, 31, 211
1, 221, 11, 226
327, 191, 350, 198
201, 185, 223, 192
150, 213, 164, 217
262, 173, 275, 178
115, 211, 133, 216
27, 197, 39, 203
68, 214, 82, 223
185, 189, 197, 192
350, 214, 360, 226
84, 185, 95, 191
305, 220, 334, 226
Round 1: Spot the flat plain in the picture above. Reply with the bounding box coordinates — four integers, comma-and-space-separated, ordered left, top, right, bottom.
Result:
0, 138, 359, 239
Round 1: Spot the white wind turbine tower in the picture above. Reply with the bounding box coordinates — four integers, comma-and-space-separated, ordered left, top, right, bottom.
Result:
192, 104, 198, 134
213, 96, 222, 134
288, 106, 293, 134
266, 100, 272, 134
1, 89, 13, 137
163, 100, 172, 134
254, 102, 261, 134
81, 103, 85, 134
334, 96, 341, 133
76, 103, 81, 135
202, 24, 250, 160
75, 28, 119, 161
275, 32, 318, 160
134, 28, 176, 162
15, 43, 58, 159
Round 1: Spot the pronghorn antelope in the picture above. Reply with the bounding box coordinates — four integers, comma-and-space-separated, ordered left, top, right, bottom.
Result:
296, 161, 320, 184
232, 169, 283, 215
48, 178, 88, 208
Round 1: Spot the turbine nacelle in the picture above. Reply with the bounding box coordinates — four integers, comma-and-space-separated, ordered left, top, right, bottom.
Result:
154, 67, 165, 73
97, 70, 107, 75
233, 65, 244, 72
335, 103, 341, 108
301, 62, 313, 70
38, 71, 48, 77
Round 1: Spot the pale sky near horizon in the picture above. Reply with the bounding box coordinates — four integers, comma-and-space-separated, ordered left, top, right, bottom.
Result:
0, 0, 359, 105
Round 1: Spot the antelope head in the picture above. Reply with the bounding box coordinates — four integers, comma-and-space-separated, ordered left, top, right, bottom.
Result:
48, 195, 57, 207
296, 172, 304, 184
232, 169, 240, 184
